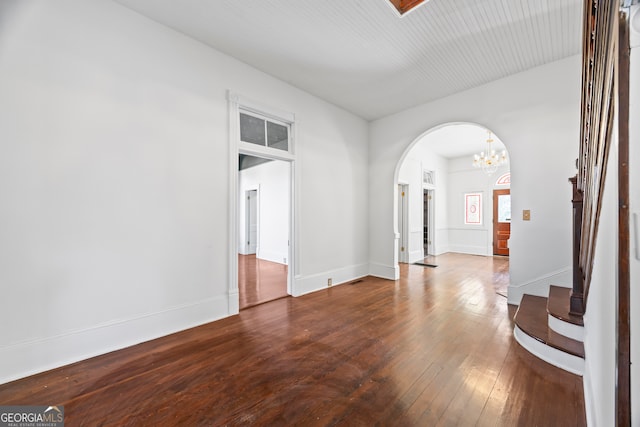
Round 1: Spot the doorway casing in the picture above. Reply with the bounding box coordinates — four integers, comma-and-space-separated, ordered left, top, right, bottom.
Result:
227, 91, 297, 315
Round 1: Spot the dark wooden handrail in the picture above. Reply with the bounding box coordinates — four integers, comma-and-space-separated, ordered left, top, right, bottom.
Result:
571, 1, 631, 423
571, 0, 618, 315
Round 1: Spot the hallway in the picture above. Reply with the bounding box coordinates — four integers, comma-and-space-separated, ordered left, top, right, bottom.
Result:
238, 254, 288, 309
0, 253, 585, 426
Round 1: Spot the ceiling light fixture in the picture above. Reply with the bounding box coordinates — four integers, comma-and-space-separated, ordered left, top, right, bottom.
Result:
386, 0, 431, 16
472, 131, 508, 176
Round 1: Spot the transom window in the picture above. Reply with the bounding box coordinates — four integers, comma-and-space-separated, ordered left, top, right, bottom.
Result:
239, 110, 290, 152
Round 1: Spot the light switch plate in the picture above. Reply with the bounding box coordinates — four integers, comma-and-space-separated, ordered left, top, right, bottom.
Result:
523, 210, 531, 221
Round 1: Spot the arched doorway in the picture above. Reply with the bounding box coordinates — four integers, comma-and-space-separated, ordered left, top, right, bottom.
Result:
393, 122, 511, 269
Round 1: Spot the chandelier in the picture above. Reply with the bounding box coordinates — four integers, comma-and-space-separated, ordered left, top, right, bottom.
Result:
472, 131, 508, 175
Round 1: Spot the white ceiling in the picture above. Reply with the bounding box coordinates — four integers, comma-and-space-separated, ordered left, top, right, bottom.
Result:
115, 0, 583, 121
416, 123, 506, 159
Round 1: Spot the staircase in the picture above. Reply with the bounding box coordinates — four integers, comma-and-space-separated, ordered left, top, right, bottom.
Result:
513, 286, 584, 376
513, 2, 631, 423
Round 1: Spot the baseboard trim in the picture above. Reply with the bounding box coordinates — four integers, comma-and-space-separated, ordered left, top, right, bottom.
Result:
369, 262, 398, 280
446, 245, 489, 256
583, 358, 596, 427
293, 263, 369, 297
0, 296, 229, 385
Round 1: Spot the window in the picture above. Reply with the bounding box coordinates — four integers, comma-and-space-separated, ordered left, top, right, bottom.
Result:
497, 194, 511, 223
495, 172, 511, 186
239, 111, 289, 152
423, 170, 435, 186
464, 193, 482, 225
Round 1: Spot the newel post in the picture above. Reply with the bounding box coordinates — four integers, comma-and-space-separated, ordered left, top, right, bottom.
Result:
569, 176, 584, 316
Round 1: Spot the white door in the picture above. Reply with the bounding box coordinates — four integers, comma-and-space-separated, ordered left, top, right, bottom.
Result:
246, 189, 258, 254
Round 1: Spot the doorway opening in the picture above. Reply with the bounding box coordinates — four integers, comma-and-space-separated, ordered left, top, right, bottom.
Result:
493, 189, 511, 256
238, 154, 290, 309
228, 92, 297, 314
393, 122, 511, 273
397, 184, 408, 263
423, 189, 435, 256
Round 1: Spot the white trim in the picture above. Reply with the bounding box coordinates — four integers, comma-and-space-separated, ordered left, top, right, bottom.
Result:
228, 90, 240, 315
398, 184, 409, 263
583, 359, 596, 427
0, 296, 228, 385
447, 245, 490, 256
370, 262, 398, 280
239, 143, 294, 161
425, 189, 435, 256
228, 90, 297, 303
548, 314, 584, 342
293, 263, 369, 297
513, 325, 584, 376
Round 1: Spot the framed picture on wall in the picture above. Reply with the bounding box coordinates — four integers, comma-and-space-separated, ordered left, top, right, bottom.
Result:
465, 192, 482, 225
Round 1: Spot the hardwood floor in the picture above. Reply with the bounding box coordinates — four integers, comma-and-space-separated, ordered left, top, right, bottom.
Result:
0, 253, 585, 426
239, 254, 288, 310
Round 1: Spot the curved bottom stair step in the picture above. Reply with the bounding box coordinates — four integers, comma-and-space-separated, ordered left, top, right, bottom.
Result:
514, 294, 584, 376
547, 285, 585, 342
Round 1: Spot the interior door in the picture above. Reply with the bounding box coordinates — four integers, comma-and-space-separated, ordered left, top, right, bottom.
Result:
423, 189, 429, 255
247, 189, 258, 254
493, 189, 511, 256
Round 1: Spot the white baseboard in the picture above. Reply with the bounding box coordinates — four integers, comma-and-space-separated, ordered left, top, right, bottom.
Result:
369, 262, 398, 280
507, 267, 571, 305
293, 263, 369, 297
434, 246, 449, 256
583, 358, 595, 427
0, 296, 229, 385
228, 289, 240, 315
447, 244, 489, 256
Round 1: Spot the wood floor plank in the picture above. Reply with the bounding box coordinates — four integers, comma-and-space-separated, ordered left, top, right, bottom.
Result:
238, 254, 288, 309
0, 254, 585, 426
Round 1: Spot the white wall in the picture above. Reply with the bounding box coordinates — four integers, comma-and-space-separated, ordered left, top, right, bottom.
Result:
238, 160, 290, 264
0, 0, 368, 384
397, 142, 449, 260
582, 144, 618, 427
369, 56, 579, 303
447, 157, 510, 256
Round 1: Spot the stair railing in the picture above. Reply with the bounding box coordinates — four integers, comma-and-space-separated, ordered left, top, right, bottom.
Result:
569, 0, 618, 316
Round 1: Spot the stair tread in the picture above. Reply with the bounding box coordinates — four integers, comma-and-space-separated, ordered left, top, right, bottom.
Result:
547, 285, 584, 326
515, 295, 585, 358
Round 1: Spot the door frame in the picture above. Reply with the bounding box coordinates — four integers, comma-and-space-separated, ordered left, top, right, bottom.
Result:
398, 183, 409, 263
492, 188, 511, 256
245, 188, 258, 255
423, 188, 435, 256
228, 91, 297, 314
